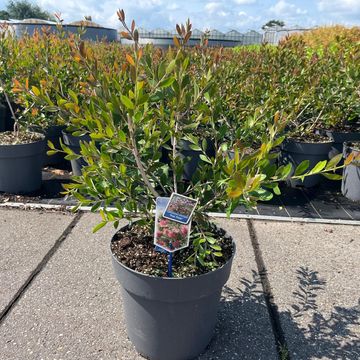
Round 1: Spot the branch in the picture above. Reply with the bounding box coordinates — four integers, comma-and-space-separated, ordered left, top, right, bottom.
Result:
127, 114, 159, 198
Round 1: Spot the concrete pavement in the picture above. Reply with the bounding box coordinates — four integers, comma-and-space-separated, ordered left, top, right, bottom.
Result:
0, 208, 359, 359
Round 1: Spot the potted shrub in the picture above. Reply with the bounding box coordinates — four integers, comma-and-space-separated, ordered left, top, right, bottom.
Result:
30, 12, 349, 359
12, 23, 88, 168
0, 24, 45, 194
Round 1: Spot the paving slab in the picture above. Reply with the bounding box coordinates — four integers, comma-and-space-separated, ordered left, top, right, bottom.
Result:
0, 208, 74, 316
253, 220, 360, 359
0, 213, 277, 360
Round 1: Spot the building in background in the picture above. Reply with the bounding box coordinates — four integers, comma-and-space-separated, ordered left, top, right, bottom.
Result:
120, 27, 263, 48
0, 19, 117, 42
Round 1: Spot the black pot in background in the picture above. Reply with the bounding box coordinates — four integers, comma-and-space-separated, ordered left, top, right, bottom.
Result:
0, 103, 6, 132
341, 142, 360, 202
62, 131, 90, 176
30, 125, 66, 167
111, 225, 235, 360
161, 139, 216, 181
325, 130, 360, 157
0, 102, 15, 132
280, 138, 333, 188
0, 134, 45, 193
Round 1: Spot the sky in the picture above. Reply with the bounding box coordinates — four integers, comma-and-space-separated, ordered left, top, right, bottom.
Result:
1, 0, 360, 32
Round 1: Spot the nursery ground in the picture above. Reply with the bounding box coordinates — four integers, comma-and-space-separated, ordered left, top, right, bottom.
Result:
0, 208, 359, 359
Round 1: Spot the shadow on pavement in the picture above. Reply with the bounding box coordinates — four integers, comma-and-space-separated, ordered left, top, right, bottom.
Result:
198, 268, 360, 360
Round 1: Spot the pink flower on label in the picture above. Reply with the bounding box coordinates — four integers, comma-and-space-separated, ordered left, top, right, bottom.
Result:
159, 219, 168, 227
156, 231, 163, 238
180, 225, 188, 236
173, 240, 180, 248
168, 231, 177, 239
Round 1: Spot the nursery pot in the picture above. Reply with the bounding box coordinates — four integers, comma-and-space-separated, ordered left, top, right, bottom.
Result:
0, 102, 6, 132
0, 134, 45, 193
0, 102, 15, 132
44, 125, 66, 166
62, 131, 90, 176
30, 125, 66, 166
325, 130, 360, 157
161, 139, 215, 181
280, 138, 333, 188
179, 139, 215, 181
111, 226, 235, 360
341, 142, 360, 202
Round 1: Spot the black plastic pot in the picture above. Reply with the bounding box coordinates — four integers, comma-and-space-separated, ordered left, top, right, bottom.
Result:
280, 138, 333, 188
341, 142, 360, 202
62, 131, 90, 176
325, 130, 360, 157
0, 134, 45, 193
30, 125, 66, 166
161, 139, 215, 181
111, 225, 235, 360
180, 139, 215, 181
0, 103, 6, 132
0, 102, 15, 132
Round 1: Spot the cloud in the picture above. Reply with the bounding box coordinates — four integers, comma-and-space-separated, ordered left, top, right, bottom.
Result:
205, 2, 222, 13
233, 0, 256, 4
269, 0, 307, 18
317, 0, 360, 14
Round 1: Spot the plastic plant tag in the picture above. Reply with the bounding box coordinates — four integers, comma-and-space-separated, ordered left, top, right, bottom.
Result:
163, 193, 198, 225
154, 197, 191, 253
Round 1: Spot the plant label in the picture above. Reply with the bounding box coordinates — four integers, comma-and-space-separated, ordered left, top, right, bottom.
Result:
154, 197, 191, 253
163, 193, 198, 224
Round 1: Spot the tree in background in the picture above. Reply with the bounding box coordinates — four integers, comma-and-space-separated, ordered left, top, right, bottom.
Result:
0, 0, 54, 21
262, 19, 285, 30
0, 10, 10, 20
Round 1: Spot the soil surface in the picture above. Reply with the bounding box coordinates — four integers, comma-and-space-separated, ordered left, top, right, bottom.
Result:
324, 121, 360, 133
348, 142, 360, 152
289, 132, 332, 143
0, 131, 44, 145
111, 222, 234, 278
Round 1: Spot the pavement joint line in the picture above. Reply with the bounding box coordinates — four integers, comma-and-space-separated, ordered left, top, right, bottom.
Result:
0, 212, 83, 325
278, 196, 291, 218
334, 198, 355, 220
246, 219, 290, 360
1, 202, 360, 225
300, 189, 323, 219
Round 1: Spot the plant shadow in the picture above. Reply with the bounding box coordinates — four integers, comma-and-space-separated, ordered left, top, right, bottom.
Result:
197, 267, 360, 359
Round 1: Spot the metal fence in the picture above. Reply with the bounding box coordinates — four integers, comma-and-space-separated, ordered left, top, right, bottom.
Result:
263, 27, 309, 44
122, 27, 310, 47
124, 27, 263, 47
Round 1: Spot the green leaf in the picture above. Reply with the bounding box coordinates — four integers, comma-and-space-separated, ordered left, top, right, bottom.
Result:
213, 252, 223, 257
65, 154, 81, 161
118, 129, 126, 142
68, 89, 78, 105
159, 77, 175, 88
273, 185, 281, 195
210, 244, 222, 251
32, 86, 40, 96
92, 221, 107, 233
165, 59, 176, 74
47, 140, 55, 150
325, 153, 342, 170
199, 154, 212, 164
295, 160, 310, 176
308, 160, 327, 175
275, 163, 292, 179
322, 173, 343, 180
120, 95, 134, 110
